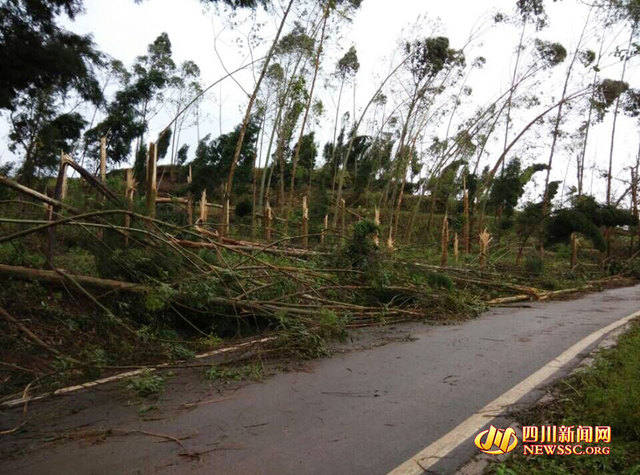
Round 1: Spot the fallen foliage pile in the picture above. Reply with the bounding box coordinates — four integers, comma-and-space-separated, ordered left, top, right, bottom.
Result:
0, 174, 634, 403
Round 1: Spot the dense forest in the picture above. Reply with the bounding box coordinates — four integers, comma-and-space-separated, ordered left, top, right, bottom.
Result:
2, 0, 640, 404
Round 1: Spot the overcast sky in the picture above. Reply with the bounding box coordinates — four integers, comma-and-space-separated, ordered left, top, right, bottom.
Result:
2, 0, 639, 205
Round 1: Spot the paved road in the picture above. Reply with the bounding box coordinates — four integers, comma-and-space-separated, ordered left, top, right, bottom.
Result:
2, 284, 639, 475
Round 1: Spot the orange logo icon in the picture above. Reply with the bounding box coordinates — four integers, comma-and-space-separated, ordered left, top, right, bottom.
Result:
474, 425, 518, 455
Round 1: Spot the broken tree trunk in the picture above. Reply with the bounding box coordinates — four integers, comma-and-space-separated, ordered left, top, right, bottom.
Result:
321, 214, 328, 245
146, 142, 157, 218
265, 203, 272, 242
58, 152, 68, 201
340, 199, 346, 240
479, 228, 492, 269
224, 0, 295, 237
187, 165, 193, 226
0, 264, 147, 294
301, 196, 309, 249
463, 176, 470, 253
124, 169, 135, 247
97, 138, 107, 240
100, 136, 107, 184
199, 190, 208, 224
48, 154, 70, 264
441, 213, 449, 267
387, 227, 394, 251
0, 175, 77, 212
186, 196, 194, 226
220, 184, 229, 239
571, 232, 578, 269
454, 232, 459, 263
63, 156, 121, 205
285, 6, 328, 230
222, 193, 230, 241
177, 239, 321, 257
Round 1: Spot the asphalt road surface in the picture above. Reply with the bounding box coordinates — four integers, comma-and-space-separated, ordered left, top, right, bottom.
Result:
2, 284, 639, 475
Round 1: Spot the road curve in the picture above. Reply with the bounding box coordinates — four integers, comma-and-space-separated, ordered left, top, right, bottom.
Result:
1, 284, 639, 475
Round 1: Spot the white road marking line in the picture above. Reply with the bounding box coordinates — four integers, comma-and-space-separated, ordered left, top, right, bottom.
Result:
388, 310, 640, 475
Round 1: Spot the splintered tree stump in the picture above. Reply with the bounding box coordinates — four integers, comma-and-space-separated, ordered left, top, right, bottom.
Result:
58, 152, 68, 201
454, 232, 459, 263
321, 214, 328, 245
301, 196, 309, 249
146, 142, 157, 219
187, 195, 194, 226
340, 199, 346, 240
199, 190, 208, 223
387, 227, 394, 251
265, 203, 273, 242
221, 184, 229, 239
124, 169, 135, 247
441, 213, 449, 267
479, 228, 492, 269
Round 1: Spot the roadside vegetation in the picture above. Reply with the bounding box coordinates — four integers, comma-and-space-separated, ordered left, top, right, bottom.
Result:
490, 320, 640, 475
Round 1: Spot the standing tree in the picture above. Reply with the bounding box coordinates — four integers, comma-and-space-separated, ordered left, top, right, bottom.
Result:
0, 0, 103, 111
2, 0, 103, 184
221, 0, 295, 238
85, 33, 178, 176
329, 46, 360, 194
9, 90, 88, 184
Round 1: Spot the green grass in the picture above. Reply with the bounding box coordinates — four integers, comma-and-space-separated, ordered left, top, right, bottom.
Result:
488, 321, 640, 474
204, 363, 264, 382
121, 370, 165, 398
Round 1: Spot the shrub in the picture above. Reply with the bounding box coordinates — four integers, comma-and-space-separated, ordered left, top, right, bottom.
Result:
525, 255, 544, 276
424, 271, 454, 291
122, 370, 165, 398
235, 198, 252, 218
54, 247, 97, 276
346, 219, 379, 269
